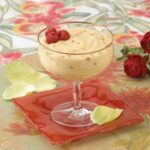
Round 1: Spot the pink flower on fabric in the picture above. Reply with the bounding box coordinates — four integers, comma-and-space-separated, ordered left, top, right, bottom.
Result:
129, 31, 144, 41
0, 52, 22, 64
128, 0, 150, 18
4, 120, 38, 135
13, 1, 74, 26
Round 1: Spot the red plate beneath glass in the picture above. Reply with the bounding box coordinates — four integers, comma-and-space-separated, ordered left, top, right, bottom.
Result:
13, 80, 144, 145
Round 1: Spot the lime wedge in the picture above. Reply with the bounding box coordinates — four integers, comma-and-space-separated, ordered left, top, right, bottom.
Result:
3, 60, 57, 100
25, 72, 56, 92
6, 60, 34, 83
90, 106, 123, 125
24, 72, 42, 84
2, 83, 35, 100
34, 74, 56, 92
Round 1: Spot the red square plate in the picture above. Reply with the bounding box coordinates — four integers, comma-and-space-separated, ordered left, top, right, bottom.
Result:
13, 80, 144, 144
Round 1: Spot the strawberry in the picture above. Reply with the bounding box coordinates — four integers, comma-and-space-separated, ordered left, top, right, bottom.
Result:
57, 30, 70, 40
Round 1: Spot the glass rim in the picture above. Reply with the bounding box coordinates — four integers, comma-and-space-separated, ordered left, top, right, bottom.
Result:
38, 21, 113, 55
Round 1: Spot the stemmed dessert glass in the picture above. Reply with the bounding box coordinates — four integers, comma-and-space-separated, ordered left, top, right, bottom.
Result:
38, 22, 113, 127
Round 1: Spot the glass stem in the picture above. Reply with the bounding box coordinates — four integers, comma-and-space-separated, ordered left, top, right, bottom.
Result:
73, 81, 82, 109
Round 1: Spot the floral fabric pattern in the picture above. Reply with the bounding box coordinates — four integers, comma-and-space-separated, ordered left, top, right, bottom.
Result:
12, 1, 74, 34
0, 0, 150, 150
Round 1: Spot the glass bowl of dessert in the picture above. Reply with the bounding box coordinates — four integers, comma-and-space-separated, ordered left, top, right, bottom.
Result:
38, 22, 114, 127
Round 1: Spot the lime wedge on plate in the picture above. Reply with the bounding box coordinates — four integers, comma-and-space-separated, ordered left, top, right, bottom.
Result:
90, 106, 123, 125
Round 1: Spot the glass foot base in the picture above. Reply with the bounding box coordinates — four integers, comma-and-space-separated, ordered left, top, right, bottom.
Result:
51, 101, 98, 127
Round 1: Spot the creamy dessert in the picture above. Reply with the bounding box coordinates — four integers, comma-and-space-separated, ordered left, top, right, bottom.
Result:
38, 27, 113, 81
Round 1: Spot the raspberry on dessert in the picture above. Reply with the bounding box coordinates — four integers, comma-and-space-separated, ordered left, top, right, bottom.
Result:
46, 33, 58, 44
57, 30, 70, 40
45, 27, 57, 36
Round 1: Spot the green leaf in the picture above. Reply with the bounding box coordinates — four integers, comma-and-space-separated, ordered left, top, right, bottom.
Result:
127, 18, 150, 33
5, 0, 23, 12
114, 2, 128, 16
86, 13, 108, 24
116, 56, 125, 61
127, 47, 144, 55
61, 0, 86, 6
123, 0, 136, 8
117, 46, 145, 61
2, 5, 9, 15
6, 60, 35, 83
112, 25, 126, 34
90, 106, 123, 125
0, 33, 12, 49
2, 83, 35, 100
0, 5, 3, 22
63, 12, 91, 19
0, 4, 9, 22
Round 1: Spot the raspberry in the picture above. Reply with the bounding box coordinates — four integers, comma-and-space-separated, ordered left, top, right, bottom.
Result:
57, 30, 70, 40
45, 27, 57, 36
46, 33, 58, 44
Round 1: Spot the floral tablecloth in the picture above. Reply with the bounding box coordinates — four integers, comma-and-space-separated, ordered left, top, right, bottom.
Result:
0, 0, 150, 150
